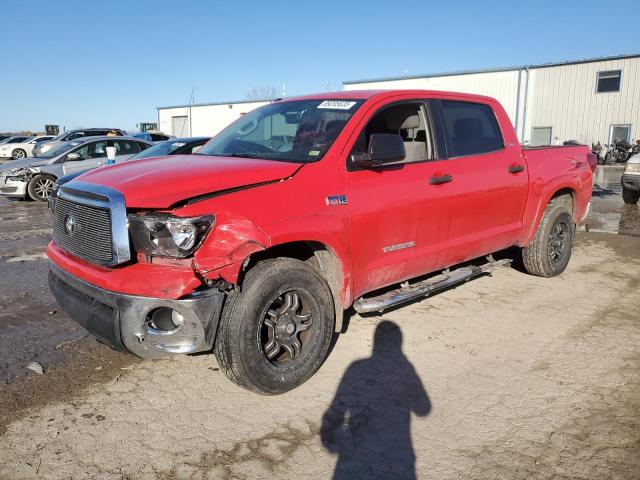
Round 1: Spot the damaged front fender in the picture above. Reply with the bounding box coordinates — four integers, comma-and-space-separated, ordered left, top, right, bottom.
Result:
4, 166, 41, 183
192, 213, 271, 284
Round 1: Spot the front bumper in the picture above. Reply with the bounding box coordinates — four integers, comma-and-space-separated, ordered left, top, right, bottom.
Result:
0, 177, 27, 197
48, 261, 226, 358
621, 173, 640, 191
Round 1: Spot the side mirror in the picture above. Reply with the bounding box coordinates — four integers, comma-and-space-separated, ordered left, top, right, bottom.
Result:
352, 133, 406, 168
66, 152, 81, 161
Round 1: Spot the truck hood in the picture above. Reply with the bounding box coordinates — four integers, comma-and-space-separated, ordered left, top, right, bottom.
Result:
75, 154, 302, 208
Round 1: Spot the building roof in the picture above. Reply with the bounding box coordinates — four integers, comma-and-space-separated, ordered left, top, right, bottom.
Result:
343, 53, 640, 85
157, 98, 272, 111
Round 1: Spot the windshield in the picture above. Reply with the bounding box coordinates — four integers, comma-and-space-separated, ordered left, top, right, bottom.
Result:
197, 99, 363, 162
39, 140, 84, 159
130, 139, 204, 160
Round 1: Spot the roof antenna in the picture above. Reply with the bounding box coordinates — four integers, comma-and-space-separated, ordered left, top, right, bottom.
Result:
181, 87, 195, 138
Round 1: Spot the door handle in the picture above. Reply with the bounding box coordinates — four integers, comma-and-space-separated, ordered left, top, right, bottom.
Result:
429, 174, 453, 185
508, 164, 525, 174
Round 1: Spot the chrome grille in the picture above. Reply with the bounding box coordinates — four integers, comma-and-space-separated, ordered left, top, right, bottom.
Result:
53, 197, 113, 263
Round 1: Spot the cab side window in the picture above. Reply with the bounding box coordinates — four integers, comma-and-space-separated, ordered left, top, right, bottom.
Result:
440, 100, 504, 157
66, 145, 91, 161
67, 132, 85, 141
114, 140, 141, 155
350, 103, 434, 165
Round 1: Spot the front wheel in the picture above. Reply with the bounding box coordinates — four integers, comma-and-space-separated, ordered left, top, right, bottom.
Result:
215, 257, 335, 394
622, 187, 640, 204
522, 204, 575, 277
27, 174, 56, 202
12, 149, 26, 159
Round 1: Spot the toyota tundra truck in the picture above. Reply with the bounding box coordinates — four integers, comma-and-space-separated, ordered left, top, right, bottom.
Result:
47, 90, 595, 394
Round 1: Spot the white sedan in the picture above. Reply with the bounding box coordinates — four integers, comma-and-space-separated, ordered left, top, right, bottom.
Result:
0, 136, 55, 159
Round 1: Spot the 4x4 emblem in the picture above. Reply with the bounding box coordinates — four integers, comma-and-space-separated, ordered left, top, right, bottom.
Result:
65, 214, 77, 234
326, 195, 347, 206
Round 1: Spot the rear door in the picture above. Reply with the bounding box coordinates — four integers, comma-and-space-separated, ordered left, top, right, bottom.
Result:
343, 98, 454, 298
433, 98, 528, 266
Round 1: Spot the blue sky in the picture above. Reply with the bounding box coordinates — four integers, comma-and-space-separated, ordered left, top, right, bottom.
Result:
1, 0, 638, 132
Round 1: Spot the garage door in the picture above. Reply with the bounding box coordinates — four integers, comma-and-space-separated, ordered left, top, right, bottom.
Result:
171, 116, 190, 137
531, 127, 552, 146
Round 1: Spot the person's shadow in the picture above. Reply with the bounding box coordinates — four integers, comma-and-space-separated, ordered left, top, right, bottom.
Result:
321, 321, 431, 479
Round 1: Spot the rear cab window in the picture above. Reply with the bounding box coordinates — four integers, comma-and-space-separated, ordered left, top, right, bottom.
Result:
438, 100, 504, 157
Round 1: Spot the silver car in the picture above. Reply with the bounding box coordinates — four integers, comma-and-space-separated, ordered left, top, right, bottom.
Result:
0, 136, 151, 201
32, 128, 127, 157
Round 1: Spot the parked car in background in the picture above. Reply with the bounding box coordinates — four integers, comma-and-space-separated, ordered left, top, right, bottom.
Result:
48, 137, 211, 210
47, 90, 594, 394
32, 128, 127, 157
131, 131, 175, 142
0, 135, 31, 146
622, 153, 640, 204
0, 136, 151, 201
129, 136, 209, 159
0, 135, 55, 159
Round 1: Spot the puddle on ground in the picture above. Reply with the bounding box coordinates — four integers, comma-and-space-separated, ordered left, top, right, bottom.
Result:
580, 166, 640, 237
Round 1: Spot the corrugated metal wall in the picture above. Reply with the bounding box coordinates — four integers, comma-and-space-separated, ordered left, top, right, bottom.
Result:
344, 57, 640, 146
526, 58, 640, 145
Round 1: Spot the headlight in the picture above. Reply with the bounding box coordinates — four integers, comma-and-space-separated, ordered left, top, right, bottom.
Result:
624, 163, 640, 174
128, 213, 214, 258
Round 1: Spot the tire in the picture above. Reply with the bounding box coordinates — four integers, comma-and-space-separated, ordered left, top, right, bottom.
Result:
27, 174, 57, 202
622, 187, 640, 204
215, 257, 335, 394
522, 204, 575, 277
12, 149, 26, 159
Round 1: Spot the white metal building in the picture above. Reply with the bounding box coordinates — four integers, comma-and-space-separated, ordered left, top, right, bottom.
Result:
344, 54, 640, 146
157, 99, 270, 138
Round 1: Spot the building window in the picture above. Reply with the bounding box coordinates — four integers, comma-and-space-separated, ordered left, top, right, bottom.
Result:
610, 124, 631, 143
596, 70, 622, 93
531, 127, 552, 146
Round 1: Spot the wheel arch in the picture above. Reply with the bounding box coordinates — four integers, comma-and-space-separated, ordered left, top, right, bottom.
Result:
521, 183, 580, 247
548, 188, 576, 218
241, 240, 347, 332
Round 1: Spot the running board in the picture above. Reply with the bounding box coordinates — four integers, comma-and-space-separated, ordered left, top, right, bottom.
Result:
353, 258, 512, 314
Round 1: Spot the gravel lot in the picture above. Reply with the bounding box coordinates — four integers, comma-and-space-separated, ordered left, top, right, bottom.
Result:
0, 167, 638, 479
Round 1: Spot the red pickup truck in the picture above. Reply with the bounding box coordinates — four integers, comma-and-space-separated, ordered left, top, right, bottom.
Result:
48, 90, 594, 394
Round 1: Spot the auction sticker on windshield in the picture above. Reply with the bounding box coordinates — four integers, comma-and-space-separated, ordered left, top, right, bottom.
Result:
317, 100, 357, 110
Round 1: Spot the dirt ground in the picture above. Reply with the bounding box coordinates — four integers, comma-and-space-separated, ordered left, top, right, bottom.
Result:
0, 167, 639, 479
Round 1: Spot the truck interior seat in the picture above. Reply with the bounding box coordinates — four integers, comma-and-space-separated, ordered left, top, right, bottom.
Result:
384, 109, 427, 162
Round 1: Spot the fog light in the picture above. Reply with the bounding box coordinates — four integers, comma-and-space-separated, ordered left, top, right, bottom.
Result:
147, 308, 184, 332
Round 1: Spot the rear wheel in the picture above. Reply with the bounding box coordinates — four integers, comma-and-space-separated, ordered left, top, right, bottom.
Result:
622, 187, 640, 204
215, 257, 335, 394
522, 204, 575, 277
27, 174, 56, 202
12, 149, 26, 159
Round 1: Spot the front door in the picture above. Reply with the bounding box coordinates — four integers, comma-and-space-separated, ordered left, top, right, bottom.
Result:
344, 100, 454, 299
